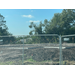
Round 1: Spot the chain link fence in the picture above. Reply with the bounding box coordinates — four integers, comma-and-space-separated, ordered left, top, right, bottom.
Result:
0, 36, 23, 65
0, 34, 63, 65
62, 34, 75, 65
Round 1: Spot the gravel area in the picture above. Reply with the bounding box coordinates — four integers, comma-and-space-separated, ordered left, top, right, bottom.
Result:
0, 43, 75, 65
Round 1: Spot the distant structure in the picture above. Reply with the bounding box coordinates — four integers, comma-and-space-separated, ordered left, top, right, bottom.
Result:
26, 38, 32, 42
0, 39, 3, 44
19, 39, 26, 43
19, 38, 32, 43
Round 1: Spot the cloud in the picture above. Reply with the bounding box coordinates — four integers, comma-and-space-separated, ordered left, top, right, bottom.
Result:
29, 20, 40, 23
22, 15, 34, 18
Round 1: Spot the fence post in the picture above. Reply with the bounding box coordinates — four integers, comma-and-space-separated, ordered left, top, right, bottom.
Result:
59, 35, 63, 65
22, 35, 24, 65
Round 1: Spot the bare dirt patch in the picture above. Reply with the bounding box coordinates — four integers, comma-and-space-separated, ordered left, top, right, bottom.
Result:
0, 44, 75, 65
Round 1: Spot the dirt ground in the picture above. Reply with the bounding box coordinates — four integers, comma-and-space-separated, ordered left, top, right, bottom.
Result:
0, 43, 75, 65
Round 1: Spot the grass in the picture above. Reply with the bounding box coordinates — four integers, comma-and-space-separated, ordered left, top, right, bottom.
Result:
0, 59, 53, 65
23, 52, 75, 65
23, 59, 54, 65
0, 59, 61, 65
25, 58, 36, 62
0, 58, 75, 65
0, 61, 14, 65
0, 59, 75, 65
0, 60, 22, 65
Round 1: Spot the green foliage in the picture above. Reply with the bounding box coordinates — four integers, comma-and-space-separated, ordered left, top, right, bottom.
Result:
29, 21, 45, 35
0, 14, 16, 44
28, 9, 75, 43
0, 14, 11, 36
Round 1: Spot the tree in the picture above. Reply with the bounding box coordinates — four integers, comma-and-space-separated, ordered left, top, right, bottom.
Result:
0, 14, 16, 44
29, 21, 47, 43
29, 9, 75, 43
0, 14, 11, 36
44, 9, 75, 35
29, 21, 45, 35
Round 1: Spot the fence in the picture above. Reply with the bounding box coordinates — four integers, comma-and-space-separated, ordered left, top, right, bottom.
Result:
61, 34, 75, 65
0, 34, 63, 65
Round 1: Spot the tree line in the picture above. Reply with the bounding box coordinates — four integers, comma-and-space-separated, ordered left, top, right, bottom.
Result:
0, 14, 16, 44
0, 9, 75, 44
29, 9, 75, 43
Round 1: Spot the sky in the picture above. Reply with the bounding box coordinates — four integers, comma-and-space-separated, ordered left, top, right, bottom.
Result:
0, 9, 63, 35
